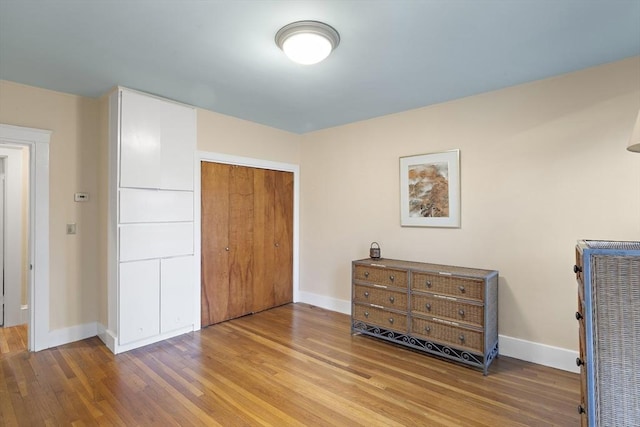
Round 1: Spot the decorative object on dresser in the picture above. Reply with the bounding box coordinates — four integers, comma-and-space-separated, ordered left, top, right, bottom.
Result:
573, 240, 640, 427
351, 258, 498, 375
399, 150, 461, 228
369, 242, 381, 259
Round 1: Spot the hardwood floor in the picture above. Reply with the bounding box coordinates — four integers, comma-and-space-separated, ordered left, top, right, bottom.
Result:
0, 304, 580, 426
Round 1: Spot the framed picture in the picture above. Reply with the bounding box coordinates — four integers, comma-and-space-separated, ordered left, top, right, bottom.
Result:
400, 149, 460, 227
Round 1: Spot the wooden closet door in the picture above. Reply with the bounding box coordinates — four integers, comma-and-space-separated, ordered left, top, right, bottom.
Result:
201, 162, 293, 327
201, 162, 231, 326
273, 170, 293, 306
252, 168, 277, 312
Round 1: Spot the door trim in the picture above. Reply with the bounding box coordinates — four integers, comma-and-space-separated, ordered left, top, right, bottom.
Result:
195, 152, 300, 330
0, 124, 51, 351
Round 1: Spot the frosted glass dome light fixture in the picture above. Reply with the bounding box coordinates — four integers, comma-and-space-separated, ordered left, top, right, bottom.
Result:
276, 21, 340, 65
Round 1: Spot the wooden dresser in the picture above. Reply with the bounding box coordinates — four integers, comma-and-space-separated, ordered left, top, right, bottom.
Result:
352, 258, 499, 374
574, 240, 640, 427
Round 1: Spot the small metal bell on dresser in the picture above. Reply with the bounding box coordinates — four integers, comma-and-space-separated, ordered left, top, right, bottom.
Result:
369, 242, 381, 259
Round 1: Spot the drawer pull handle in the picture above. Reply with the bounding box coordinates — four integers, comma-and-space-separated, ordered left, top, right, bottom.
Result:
576, 357, 584, 367
364, 311, 369, 318
458, 309, 465, 317
364, 271, 369, 278
426, 280, 432, 288
425, 303, 431, 311
389, 296, 395, 303
389, 275, 395, 282
573, 265, 582, 274
578, 405, 585, 415
364, 291, 369, 298
424, 326, 431, 333
225, 247, 230, 251
459, 334, 465, 342
458, 286, 466, 293
388, 318, 394, 324
575, 311, 583, 321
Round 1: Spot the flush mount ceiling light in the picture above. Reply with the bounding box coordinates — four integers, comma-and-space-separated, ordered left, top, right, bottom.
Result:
275, 20, 340, 65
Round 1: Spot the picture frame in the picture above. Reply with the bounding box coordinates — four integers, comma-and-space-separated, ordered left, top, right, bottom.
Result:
399, 149, 460, 227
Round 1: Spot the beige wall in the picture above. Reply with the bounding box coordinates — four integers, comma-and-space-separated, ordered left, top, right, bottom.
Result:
299, 57, 640, 350
197, 108, 300, 163
0, 80, 100, 330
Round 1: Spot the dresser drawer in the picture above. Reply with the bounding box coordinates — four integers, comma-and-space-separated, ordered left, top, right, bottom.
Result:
354, 265, 408, 288
353, 304, 408, 332
353, 285, 407, 310
411, 316, 484, 352
412, 272, 484, 302
412, 293, 484, 328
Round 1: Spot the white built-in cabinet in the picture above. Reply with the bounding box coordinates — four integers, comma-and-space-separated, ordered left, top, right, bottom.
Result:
105, 87, 196, 353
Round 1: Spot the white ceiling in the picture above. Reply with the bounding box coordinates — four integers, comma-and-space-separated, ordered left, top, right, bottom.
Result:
1, 1, 639, 134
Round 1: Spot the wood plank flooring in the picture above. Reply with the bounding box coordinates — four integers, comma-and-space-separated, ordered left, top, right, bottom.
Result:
0, 303, 580, 426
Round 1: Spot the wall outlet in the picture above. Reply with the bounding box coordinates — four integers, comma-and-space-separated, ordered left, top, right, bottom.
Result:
74, 192, 89, 202
66, 223, 77, 235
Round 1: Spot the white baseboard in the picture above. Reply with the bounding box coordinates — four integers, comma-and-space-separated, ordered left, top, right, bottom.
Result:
499, 334, 579, 373
47, 322, 99, 348
298, 291, 351, 315
97, 322, 116, 352
298, 293, 579, 374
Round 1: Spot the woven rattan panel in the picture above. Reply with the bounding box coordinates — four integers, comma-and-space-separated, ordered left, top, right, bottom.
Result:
411, 293, 484, 327
411, 316, 484, 352
353, 285, 408, 309
412, 272, 484, 302
353, 304, 408, 332
353, 265, 408, 288
591, 255, 640, 426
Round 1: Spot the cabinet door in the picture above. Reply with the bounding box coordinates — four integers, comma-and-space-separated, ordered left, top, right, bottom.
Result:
119, 259, 160, 345
159, 100, 196, 191
120, 90, 162, 189
120, 89, 195, 191
161, 256, 194, 333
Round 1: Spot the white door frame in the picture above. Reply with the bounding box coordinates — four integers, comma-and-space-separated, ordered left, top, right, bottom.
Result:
194, 151, 300, 330
0, 146, 25, 327
0, 124, 51, 351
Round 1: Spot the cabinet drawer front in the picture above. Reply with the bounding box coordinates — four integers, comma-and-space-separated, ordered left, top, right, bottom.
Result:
354, 285, 407, 310
412, 294, 484, 327
354, 265, 408, 288
411, 317, 484, 352
353, 304, 407, 332
412, 273, 484, 301
120, 189, 193, 223
120, 222, 194, 261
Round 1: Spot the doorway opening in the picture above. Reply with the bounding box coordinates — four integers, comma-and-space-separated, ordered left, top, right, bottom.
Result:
0, 124, 51, 352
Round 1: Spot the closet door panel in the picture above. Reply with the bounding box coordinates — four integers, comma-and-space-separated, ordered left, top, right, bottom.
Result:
273, 170, 294, 306
200, 162, 231, 326
119, 90, 162, 189
227, 165, 254, 319
120, 223, 194, 261
119, 189, 193, 223
252, 168, 276, 312
161, 255, 194, 333
119, 259, 160, 345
